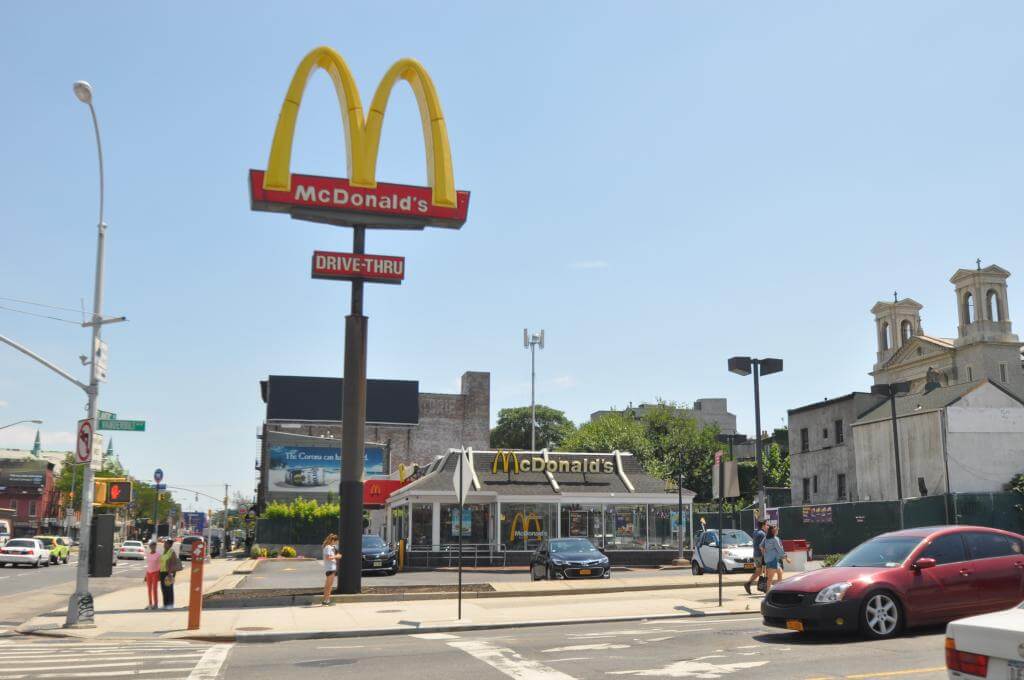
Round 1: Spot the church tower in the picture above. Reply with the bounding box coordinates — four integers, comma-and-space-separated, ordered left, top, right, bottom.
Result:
949, 262, 1023, 395
951, 263, 1016, 346
871, 297, 924, 373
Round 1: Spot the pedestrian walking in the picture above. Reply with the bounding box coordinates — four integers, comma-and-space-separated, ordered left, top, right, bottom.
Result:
321, 533, 338, 606
144, 541, 160, 610
158, 538, 182, 609
744, 519, 768, 595
762, 525, 789, 592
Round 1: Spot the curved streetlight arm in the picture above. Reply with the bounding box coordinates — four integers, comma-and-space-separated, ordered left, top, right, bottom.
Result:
164, 485, 224, 505
85, 101, 104, 228
0, 419, 42, 431
0, 334, 89, 392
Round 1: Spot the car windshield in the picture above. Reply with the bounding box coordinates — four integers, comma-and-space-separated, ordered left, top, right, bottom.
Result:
362, 536, 386, 550
550, 539, 599, 553
721, 530, 753, 547
7, 539, 35, 548
837, 536, 923, 568
124, 541, 142, 547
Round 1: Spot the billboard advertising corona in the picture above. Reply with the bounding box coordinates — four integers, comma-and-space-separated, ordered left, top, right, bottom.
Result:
249, 46, 469, 229
267, 440, 386, 502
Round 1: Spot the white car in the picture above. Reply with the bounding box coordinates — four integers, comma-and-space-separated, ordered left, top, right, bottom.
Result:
691, 529, 756, 575
117, 540, 146, 560
0, 538, 51, 568
946, 601, 1024, 679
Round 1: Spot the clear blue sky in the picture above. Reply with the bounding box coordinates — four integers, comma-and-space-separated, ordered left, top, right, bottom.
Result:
2, 3, 1023, 512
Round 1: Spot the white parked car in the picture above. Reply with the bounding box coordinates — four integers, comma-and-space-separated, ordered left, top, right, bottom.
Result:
0, 538, 51, 568
691, 529, 756, 575
946, 600, 1024, 679
117, 540, 146, 560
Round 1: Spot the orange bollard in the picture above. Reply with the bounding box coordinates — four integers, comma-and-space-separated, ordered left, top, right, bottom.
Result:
187, 539, 205, 631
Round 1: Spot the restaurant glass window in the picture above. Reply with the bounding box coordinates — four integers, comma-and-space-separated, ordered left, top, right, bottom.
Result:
411, 503, 433, 548
559, 504, 604, 548
389, 504, 408, 545
604, 504, 647, 550
500, 503, 556, 551
648, 504, 689, 550
441, 503, 490, 545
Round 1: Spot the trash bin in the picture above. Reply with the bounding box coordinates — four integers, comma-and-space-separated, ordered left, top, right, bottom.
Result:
782, 539, 809, 571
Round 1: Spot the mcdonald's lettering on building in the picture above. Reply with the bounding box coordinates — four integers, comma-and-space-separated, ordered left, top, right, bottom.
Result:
249, 46, 470, 229
312, 251, 405, 284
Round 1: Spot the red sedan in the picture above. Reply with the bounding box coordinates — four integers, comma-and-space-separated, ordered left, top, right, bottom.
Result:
762, 525, 1024, 639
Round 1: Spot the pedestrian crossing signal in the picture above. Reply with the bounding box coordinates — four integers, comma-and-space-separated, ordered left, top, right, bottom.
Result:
107, 481, 132, 505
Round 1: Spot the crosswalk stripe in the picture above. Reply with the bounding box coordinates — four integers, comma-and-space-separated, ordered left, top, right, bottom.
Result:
186, 644, 232, 680
0, 653, 204, 662
448, 639, 578, 680
17, 667, 196, 678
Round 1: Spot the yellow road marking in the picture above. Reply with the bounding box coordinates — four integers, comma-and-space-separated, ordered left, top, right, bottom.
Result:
845, 667, 945, 679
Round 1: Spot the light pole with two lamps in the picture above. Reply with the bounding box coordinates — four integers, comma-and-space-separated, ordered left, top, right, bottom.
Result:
728, 356, 783, 520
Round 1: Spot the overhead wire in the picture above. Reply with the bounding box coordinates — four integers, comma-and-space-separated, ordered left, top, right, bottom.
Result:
0, 304, 81, 325
0, 296, 85, 314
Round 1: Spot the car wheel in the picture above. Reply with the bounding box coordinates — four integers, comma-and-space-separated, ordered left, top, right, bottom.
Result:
861, 591, 903, 639
32, 559, 40, 569
691, 559, 703, 576
50, 556, 57, 564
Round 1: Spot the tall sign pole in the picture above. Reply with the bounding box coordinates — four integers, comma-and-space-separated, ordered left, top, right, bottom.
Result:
249, 47, 470, 597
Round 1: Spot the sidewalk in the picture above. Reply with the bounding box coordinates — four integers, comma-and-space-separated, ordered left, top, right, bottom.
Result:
17, 565, 765, 643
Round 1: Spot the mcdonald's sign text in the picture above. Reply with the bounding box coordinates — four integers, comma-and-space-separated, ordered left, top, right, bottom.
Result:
312, 251, 405, 284
492, 451, 614, 475
508, 512, 544, 542
249, 170, 469, 230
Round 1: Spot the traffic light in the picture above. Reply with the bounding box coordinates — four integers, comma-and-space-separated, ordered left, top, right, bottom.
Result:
107, 481, 132, 505
93, 480, 107, 504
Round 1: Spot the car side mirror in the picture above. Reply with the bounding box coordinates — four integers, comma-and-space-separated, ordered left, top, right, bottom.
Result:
912, 557, 936, 571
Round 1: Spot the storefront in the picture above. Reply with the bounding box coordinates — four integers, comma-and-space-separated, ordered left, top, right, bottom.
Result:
385, 449, 695, 566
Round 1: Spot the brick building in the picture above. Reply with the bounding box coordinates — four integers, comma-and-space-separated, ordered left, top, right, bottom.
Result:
0, 456, 60, 537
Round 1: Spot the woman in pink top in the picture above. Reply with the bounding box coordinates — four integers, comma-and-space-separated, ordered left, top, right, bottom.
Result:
144, 542, 160, 610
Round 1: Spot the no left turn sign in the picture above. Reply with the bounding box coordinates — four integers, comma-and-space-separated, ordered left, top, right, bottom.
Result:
76, 419, 93, 464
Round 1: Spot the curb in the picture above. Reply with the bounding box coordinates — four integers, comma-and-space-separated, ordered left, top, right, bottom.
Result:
228, 608, 753, 644
232, 559, 259, 575
204, 577, 751, 609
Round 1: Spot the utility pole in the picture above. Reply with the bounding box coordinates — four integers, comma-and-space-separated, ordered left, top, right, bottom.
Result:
523, 329, 545, 450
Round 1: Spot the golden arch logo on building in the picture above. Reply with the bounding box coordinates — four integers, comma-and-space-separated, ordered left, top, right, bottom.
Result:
492, 451, 520, 474
249, 46, 469, 230
508, 512, 543, 542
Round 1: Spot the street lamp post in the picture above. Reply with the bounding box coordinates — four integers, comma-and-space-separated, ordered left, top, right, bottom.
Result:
66, 80, 107, 628
523, 329, 545, 450
0, 419, 43, 431
870, 381, 911, 528
728, 357, 783, 520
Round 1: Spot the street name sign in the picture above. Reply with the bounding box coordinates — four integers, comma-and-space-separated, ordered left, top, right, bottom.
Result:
311, 251, 405, 284
98, 419, 145, 432
76, 419, 93, 464
98, 410, 117, 420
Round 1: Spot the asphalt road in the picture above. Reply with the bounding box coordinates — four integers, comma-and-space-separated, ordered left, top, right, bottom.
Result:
221, 614, 948, 680
0, 553, 150, 629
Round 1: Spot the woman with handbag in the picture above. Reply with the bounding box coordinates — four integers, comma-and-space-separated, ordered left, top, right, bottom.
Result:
158, 538, 182, 609
761, 525, 790, 592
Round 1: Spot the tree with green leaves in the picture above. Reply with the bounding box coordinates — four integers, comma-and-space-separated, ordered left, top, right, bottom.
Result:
559, 412, 651, 457
490, 405, 576, 450
634, 402, 723, 501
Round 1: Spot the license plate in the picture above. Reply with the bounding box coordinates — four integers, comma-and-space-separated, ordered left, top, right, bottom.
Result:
744, 564, 755, 570
1009, 660, 1024, 680
786, 620, 804, 632
578, 569, 592, 575
373, 561, 382, 567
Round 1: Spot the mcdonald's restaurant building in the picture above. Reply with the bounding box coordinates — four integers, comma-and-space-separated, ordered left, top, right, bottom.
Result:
384, 449, 696, 566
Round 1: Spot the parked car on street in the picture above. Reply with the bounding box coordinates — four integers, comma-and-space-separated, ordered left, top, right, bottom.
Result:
179, 536, 204, 560
34, 535, 70, 564
361, 535, 397, 575
117, 540, 147, 560
692, 529, 756, 575
762, 525, 1024, 639
530, 537, 611, 580
945, 600, 1024, 679
0, 538, 51, 568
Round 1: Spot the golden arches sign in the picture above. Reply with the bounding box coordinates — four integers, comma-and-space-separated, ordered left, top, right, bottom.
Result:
492, 451, 520, 474
508, 512, 543, 542
264, 46, 456, 209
